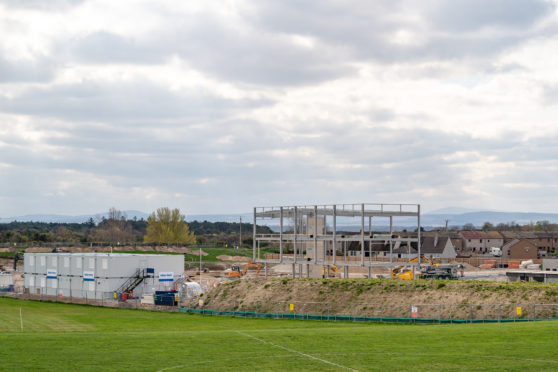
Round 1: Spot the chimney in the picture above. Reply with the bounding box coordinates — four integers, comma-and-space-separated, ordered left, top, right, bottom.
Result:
434, 233, 438, 248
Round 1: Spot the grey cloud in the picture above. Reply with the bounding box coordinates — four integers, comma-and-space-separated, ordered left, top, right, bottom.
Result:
0, 55, 55, 82
52, 1, 557, 86
251, 0, 556, 63
428, 0, 554, 32
60, 9, 355, 85
0, 80, 271, 122
0, 0, 85, 11
541, 84, 558, 105
68, 32, 165, 64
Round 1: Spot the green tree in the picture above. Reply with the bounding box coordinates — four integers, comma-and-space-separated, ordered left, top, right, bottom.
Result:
144, 207, 195, 244
482, 222, 494, 231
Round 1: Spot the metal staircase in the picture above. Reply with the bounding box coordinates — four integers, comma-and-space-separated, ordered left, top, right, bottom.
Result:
116, 268, 152, 297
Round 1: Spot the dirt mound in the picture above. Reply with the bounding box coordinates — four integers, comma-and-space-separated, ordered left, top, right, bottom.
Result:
191, 278, 558, 318
216, 255, 252, 262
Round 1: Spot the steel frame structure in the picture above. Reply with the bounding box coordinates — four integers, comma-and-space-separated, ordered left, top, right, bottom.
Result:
253, 203, 421, 278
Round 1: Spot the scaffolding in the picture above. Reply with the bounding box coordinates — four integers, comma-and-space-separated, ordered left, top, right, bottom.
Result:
253, 203, 421, 278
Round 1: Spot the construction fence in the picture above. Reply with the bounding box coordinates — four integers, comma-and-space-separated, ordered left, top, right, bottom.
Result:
0, 286, 185, 311
184, 300, 558, 323
3, 287, 558, 323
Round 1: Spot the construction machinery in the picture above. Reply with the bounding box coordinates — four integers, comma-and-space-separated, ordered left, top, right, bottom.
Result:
391, 255, 460, 280
227, 263, 262, 278
419, 264, 460, 280
391, 265, 414, 280
321, 265, 338, 278
391, 255, 436, 280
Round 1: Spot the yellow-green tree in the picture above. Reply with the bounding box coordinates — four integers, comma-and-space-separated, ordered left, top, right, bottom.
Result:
144, 207, 196, 244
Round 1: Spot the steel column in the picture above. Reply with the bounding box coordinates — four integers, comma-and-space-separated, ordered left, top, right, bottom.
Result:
314, 205, 318, 263
333, 205, 337, 265
360, 203, 364, 266
279, 207, 283, 262
253, 207, 257, 261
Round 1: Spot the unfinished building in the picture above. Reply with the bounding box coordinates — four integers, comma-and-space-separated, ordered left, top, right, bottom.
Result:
252, 203, 421, 278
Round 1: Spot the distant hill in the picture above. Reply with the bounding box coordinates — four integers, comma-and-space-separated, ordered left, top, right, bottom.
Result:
0, 210, 150, 224
0, 211, 252, 225
2, 209, 558, 229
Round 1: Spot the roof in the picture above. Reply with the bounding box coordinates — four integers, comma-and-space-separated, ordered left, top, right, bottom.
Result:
392, 236, 451, 254
421, 236, 451, 254
460, 231, 487, 239
500, 231, 519, 239
535, 232, 558, 238
502, 239, 537, 250
485, 231, 503, 239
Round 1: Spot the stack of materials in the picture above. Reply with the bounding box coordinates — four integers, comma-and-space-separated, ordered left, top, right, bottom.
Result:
520, 260, 541, 270
479, 260, 497, 269
508, 260, 520, 269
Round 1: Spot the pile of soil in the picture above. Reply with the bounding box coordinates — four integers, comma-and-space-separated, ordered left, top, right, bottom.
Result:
216, 255, 252, 262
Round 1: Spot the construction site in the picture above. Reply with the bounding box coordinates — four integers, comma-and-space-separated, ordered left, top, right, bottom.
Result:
2, 202, 558, 321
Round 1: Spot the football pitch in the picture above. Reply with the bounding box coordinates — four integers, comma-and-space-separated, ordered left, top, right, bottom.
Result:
1, 298, 558, 371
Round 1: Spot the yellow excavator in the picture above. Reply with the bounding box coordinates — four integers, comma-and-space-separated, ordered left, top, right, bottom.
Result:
391, 255, 439, 280
228, 263, 262, 278
321, 265, 338, 278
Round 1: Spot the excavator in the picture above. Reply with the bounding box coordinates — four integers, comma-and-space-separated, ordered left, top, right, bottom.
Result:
392, 255, 461, 280
227, 263, 262, 278
391, 255, 440, 280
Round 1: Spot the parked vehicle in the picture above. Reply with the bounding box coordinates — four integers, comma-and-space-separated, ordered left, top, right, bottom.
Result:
490, 247, 502, 257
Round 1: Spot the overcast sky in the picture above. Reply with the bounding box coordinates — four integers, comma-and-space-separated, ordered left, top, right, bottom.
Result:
1, 0, 558, 217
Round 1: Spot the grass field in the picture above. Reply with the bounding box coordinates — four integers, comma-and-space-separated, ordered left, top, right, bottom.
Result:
1, 298, 558, 371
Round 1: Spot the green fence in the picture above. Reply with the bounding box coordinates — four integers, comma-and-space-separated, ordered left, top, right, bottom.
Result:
179, 307, 553, 324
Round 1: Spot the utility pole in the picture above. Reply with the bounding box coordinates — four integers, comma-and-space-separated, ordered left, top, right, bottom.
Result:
239, 216, 242, 251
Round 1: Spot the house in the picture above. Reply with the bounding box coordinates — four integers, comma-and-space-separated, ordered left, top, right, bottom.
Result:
449, 233, 463, 252
386, 235, 457, 259
502, 239, 538, 260
460, 231, 503, 254
485, 231, 504, 249
460, 231, 488, 253
534, 233, 558, 257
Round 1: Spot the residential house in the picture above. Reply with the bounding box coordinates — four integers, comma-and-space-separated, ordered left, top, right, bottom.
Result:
386, 235, 457, 259
502, 239, 538, 260
534, 232, 558, 257
460, 231, 487, 253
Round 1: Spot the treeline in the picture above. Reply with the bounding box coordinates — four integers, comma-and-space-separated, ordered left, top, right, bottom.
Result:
0, 219, 272, 244
462, 220, 558, 232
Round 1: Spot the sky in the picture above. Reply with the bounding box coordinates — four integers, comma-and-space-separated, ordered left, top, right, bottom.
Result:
1, 0, 558, 217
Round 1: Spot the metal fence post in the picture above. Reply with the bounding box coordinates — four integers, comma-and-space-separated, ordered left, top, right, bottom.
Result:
469, 305, 473, 323
498, 304, 502, 323
534, 304, 537, 320
438, 305, 442, 324
352, 303, 357, 322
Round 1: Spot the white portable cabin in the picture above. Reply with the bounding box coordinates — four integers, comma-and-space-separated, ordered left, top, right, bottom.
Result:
24, 253, 184, 299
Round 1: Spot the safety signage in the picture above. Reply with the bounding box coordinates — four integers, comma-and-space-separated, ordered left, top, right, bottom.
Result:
159, 272, 174, 282
47, 269, 57, 279
411, 306, 418, 318
516, 307, 522, 316
83, 271, 95, 282
290, 304, 294, 311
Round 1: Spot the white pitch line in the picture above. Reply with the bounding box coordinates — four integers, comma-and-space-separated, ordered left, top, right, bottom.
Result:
235, 331, 360, 372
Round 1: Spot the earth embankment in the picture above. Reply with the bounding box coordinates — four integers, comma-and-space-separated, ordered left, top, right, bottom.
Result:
192, 278, 558, 319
